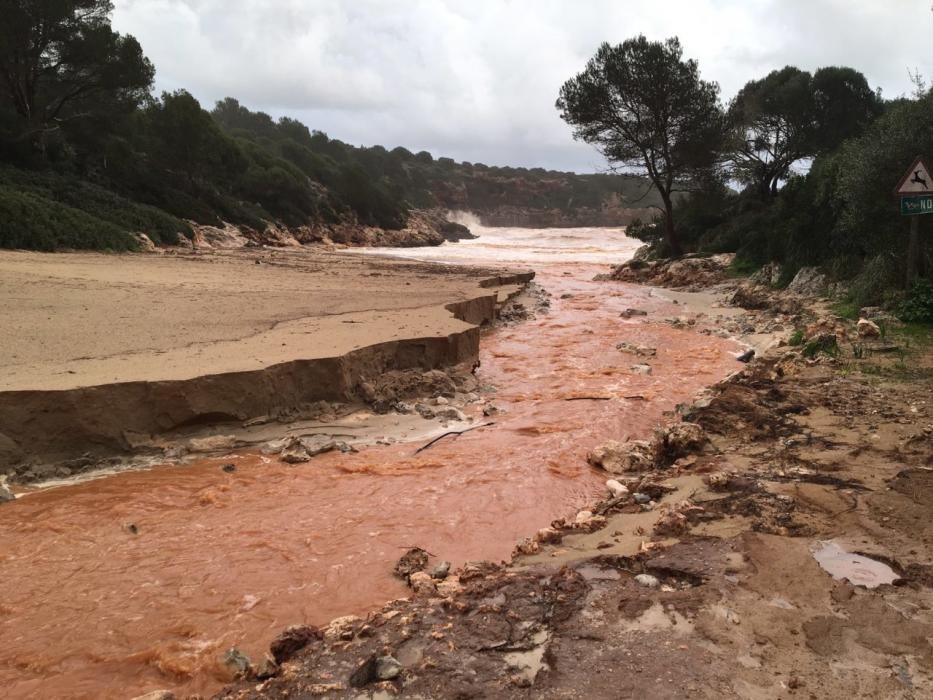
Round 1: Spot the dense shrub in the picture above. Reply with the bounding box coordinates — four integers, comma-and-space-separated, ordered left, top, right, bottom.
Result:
0, 188, 137, 251
0, 166, 190, 244
900, 279, 933, 322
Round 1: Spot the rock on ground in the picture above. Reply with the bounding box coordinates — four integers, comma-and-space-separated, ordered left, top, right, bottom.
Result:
587, 440, 655, 474
857, 318, 881, 338
786, 267, 829, 297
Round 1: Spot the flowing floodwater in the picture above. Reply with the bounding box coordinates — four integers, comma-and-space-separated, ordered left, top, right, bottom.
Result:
0, 224, 740, 699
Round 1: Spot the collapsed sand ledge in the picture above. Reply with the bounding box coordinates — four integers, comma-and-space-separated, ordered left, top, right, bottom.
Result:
0, 249, 533, 476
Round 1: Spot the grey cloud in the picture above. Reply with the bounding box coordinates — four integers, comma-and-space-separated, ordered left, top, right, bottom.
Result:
113, 0, 932, 171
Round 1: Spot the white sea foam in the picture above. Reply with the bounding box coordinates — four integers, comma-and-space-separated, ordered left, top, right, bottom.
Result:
357, 213, 642, 266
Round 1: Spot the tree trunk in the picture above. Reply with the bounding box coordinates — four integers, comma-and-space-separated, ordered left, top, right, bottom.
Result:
906, 215, 920, 287
661, 193, 682, 257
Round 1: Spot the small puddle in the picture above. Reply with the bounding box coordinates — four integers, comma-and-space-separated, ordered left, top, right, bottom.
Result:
811, 541, 899, 588
502, 630, 550, 684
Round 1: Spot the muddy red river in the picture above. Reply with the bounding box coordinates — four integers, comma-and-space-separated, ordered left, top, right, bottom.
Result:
0, 227, 740, 699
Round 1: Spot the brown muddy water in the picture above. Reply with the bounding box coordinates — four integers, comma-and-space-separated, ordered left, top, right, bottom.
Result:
0, 228, 740, 699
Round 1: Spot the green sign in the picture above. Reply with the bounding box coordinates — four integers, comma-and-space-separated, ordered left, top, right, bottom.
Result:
901, 195, 933, 215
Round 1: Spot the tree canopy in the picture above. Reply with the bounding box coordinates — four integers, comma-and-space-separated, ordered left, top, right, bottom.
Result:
557, 36, 725, 255
0, 0, 153, 155
727, 65, 881, 198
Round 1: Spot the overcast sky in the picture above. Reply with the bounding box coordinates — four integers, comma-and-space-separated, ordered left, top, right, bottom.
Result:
112, 0, 932, 173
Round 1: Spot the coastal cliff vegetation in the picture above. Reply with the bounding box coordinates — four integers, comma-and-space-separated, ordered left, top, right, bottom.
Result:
560, 36, 931, 317
0, 1, 657, 252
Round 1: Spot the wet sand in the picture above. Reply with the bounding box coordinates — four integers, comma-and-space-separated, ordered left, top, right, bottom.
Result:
0, 248, 524, 392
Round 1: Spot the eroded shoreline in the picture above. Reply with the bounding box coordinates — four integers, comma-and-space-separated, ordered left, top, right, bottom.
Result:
0, 248, 532, 478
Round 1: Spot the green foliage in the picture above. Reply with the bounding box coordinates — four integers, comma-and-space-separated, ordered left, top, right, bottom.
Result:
0, 1, 154, 154
557, 36, 726, 255
788, 329, 804, 346
830, 301, 859, 321
803, 335, 839, 359
0, 187, 137, 251
899, 279, 933, 322
727, 66, 880, 198
0, 165, 190, 244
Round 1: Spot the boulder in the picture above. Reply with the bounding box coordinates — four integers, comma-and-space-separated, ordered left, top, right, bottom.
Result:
749, 261, 782, 287
616, 342, 656, 357
656, 422, 709, 462
606, 479, 629, 498
279, 435, 343, 463
323, 615, 362, 642
270, 624, 321, 664
393, 547, 429, 580
856, 318, 881, 338
132, 233, 158, 252
634, 574, 660, 588
0, 484, 14, 503
279, 436, 311, 463
535, 527, 562, 544
619, 308, 648, 319
587, 440, 655, 474
434, 407, 467, 422
222, 648, 252, 678
376, 655, 403, 681
513, 537, 540, 556
436, 576, 463, 597
787, 267, 829, 297
193, 222, 249, 249
409, 571, 438, 596
631, 363, 653, 375
269, 625, 324, 664
729, 286, 770, 310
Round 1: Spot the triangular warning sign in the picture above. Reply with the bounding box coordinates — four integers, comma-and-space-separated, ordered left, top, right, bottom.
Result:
895, 156, 933, 195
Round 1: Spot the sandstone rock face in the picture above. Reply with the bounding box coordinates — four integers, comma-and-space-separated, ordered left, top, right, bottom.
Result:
132, 233, 158, 252
586, 440, 655, 474
787, 267, 829, 297
191, 222, 250, 249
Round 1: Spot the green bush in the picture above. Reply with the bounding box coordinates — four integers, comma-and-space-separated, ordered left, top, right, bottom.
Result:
0, 166, 190, 244
0, 188, 137, 251
803, 335, 839, 359
899, 279, 933, 323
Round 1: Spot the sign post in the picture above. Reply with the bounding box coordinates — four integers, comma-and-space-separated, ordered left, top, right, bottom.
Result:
895, 156, 933, 285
